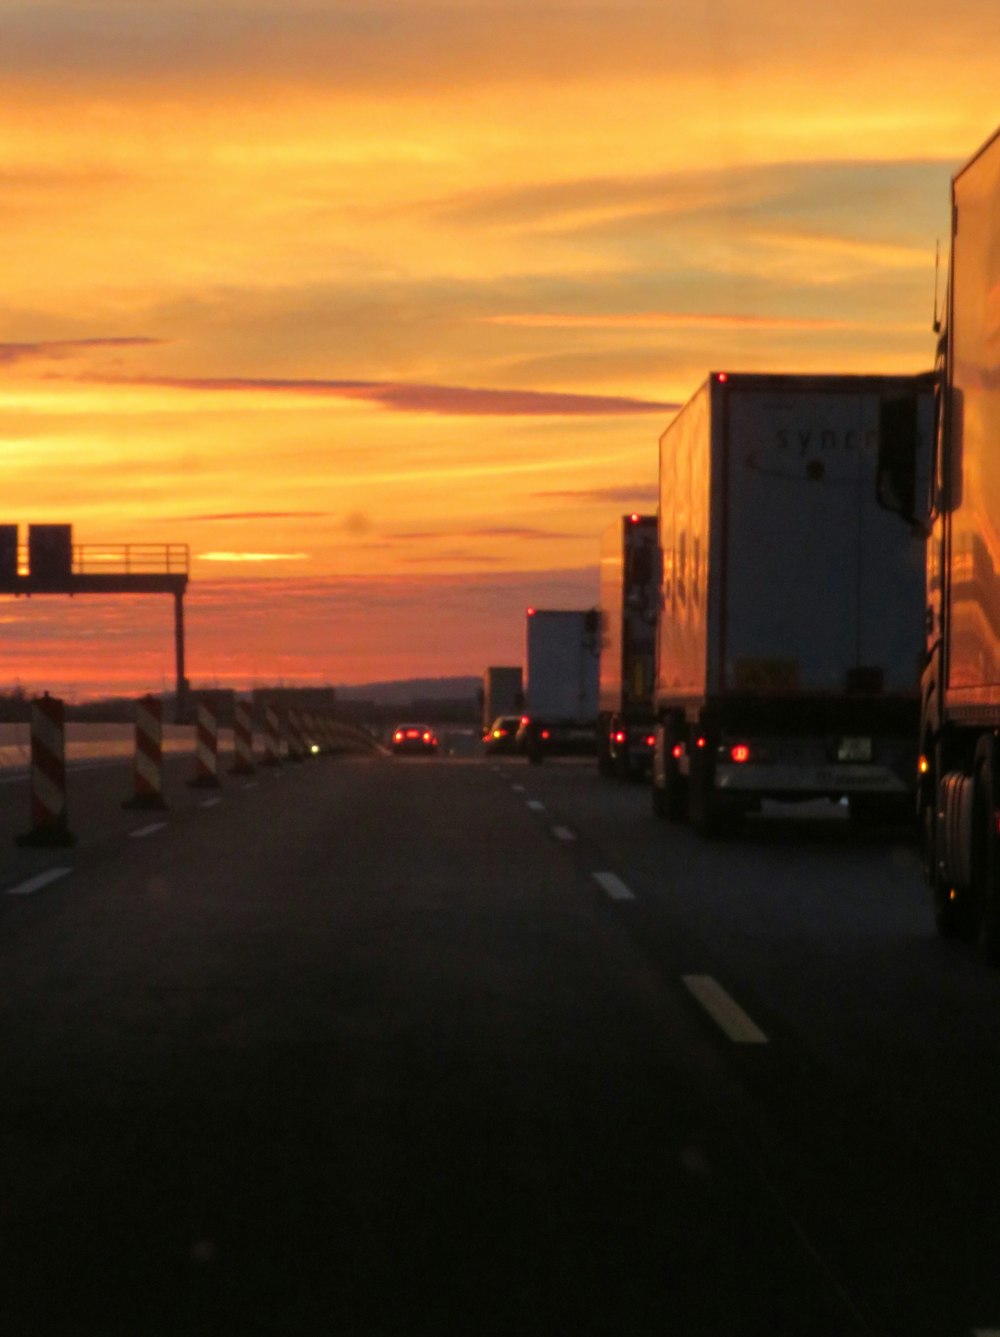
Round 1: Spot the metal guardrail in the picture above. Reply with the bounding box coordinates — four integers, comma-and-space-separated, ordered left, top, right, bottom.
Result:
15, 544, 190, 577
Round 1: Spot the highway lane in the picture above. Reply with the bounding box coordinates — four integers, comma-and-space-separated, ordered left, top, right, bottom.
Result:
496, 755, 1000, 1337
0, 749, 886, 1336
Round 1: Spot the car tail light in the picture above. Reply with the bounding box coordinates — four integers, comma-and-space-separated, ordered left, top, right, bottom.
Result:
672, 743, 683, 759
423, 732, 432, 742
730, 744, 750, 763
393, 730, 404, 742
696, 736, 706, 749
613, 730, 627, 745
541, 729, 551, 740
646, 735, 656, 748
521, 715, 530, 726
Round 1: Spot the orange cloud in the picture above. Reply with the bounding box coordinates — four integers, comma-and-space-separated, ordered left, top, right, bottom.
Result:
90, 373, 674, 416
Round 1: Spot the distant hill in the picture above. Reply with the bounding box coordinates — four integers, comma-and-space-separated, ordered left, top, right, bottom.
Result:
335, 676, 481, 706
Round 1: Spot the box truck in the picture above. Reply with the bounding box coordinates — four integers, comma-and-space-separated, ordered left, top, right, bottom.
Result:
651, 370, 932, 834
520, 608, 600, 764
481, 665, 524, 733
597, 514, 659, 778
907, 125, 1000, 956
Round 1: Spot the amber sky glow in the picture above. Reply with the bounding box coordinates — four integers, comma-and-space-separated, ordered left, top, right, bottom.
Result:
2, 0, 999, 695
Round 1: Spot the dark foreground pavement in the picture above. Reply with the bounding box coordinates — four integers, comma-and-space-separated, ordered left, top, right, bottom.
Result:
0, 753, 884, 1336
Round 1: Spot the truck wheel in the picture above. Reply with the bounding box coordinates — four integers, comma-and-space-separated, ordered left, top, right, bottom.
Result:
924, 798, 964, 938
596, 718, 613, 776
661, 720, 688, 822
972, 751, 1000, 964
690, 751, 738, 838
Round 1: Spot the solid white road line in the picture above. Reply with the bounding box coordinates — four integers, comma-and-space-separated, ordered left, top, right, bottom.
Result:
7, 867, 73, 897
592, 871, 636, 902
552, 826, 577, 842
682, 975, 769, 1045
527, 799, 545, 811
129, 822, 168, 839
199, 797, 222, 809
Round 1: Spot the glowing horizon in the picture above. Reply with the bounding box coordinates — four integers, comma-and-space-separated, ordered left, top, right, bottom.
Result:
1, 1, 997, 694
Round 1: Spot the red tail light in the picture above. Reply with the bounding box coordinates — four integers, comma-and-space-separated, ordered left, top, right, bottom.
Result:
520, 715, 530, 726
423, 731, 432, 742
613, 730, 627, 745
730, 744, 750, 763
540, 729, 551, 741
393, 730, 403, 742
671, 743, 683, 759
646, 735, 656, 748
696, 737, 706, 749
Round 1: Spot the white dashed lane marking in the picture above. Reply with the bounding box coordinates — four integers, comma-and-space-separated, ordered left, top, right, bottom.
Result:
511, 783, 526, 793
129, 822, 168, 839
592, 871, 636, 902
682, 975, 769, 1045
7, 867, 73, 897
199, 798, 222, 809
552, 826, 577, 842
526, 800, 545, 811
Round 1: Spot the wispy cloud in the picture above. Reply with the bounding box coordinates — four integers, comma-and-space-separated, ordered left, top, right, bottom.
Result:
487, 311, 921, 333
0, 337, 162, 367
94, 373, 673, 417
197, 551, 309, 563
393, 525, 581, 542
535, 484, 659, 505
178, 511, 329, 522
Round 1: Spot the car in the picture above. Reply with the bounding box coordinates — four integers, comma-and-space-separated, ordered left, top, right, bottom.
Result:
482, 715, 522, 754
390, 723, 439, 755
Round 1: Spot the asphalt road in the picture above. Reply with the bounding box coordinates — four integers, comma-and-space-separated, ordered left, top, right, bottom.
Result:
1, 749, 998, 1336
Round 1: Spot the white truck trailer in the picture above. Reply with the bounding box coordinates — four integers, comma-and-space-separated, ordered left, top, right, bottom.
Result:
908, 125, 1000, 957
597, 514, 659, 779
521, 608, 600, 764
481, 665, 523, 733
651, 370, 932, 834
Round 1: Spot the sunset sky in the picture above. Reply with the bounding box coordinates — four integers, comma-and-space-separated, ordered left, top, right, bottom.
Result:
2, 0, 998, 698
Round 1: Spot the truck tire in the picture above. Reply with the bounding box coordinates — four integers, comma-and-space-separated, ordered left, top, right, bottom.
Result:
690, 745, 739, 838
972, 745, 1000, 964
662, 720, 687, 823
597, 729, 615, 778
924, 793, 964, 938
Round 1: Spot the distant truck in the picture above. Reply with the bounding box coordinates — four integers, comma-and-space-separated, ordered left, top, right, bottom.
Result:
651, 370, 932, 834
481, 665, 523, 733
906, 125, 1000, 957
597, 514, 659, 778
520, 608, 600, 764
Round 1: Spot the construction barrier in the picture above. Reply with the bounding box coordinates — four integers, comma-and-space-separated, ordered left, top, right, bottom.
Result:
188, 701, 222, 789
261, 705, 283, 767
16, 692, 75, 847
230, 699, 256, 776
124, 694, 166, 810
286, 709, 306, 762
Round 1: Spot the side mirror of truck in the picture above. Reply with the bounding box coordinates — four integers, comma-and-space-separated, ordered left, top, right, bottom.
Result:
877, 394, 928, 538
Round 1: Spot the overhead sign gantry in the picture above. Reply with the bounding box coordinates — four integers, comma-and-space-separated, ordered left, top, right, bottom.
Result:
0, 524, 191, 718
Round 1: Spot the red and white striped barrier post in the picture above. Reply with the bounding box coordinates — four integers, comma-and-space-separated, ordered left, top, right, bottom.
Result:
188, 701, 222, 789
229, 700, 256, 776
261, 705, 282, 767
286, 709, 306, 762
16, 692, 75, 847
124, 694, 166, 810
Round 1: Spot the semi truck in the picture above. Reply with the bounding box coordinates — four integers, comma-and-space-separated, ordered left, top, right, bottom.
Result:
481, 665, 523, 733
909, 125, 1000, 957
519, 608, 600, 764
651, 370, 932, 834
597, 514, 659, 778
